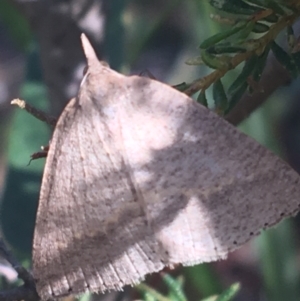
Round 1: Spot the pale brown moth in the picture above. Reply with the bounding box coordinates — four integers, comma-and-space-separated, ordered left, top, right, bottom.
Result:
32, 34, 300, 300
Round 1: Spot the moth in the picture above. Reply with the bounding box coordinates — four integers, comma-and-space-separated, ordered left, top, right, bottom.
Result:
31, 34, 300, 300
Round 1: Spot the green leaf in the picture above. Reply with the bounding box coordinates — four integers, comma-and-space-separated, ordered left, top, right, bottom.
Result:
162, 274, 186, 301
252, 44, 271, 82
144, 292, 158, 301
270, 41, 298, 78
200, 21, 248, 49
215, 283, 240, 301
228, 55, 258, 95
287, 25, 295, 49
201, 50, 232, 70
263, 13, 279, 23
213, 79, 228, 112
200, 283, 240, 301
77, 292, 92, 301
209, 0, 261, 15
226, 82, 248, 114
207, 43, 247, 54
253, 22, 270, 33
236, 20, 256, 40
197, 91, 208, 107
136, 283, 170, 301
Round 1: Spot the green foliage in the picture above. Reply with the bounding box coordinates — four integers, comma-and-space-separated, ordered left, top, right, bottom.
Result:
206, 283, 240, 301
186, 0, 300, 115
136, 274, 239, 301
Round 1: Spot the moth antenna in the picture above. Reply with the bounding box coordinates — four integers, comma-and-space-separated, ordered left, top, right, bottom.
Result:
81, 33, 99, 66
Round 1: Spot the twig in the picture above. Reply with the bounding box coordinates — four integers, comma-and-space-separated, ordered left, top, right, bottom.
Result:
183, 12, 300, 96
0, 239, 39, 301
225, 54, 291, 125
11, 98, 57, 126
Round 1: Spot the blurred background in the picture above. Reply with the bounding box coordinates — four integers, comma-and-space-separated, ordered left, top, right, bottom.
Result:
0, 1, 300, 300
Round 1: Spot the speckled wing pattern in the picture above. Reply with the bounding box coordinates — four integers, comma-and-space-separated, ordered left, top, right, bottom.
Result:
32, 34, 300, 300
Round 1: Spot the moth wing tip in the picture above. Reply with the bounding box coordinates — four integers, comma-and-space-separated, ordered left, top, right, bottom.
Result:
80, 33, 98, 64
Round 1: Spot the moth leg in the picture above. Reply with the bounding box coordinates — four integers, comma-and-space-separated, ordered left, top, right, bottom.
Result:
139, 69, 156, 79
11, 98, 57, 126
139, 70, 188, 91
28, 145, 50, 165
